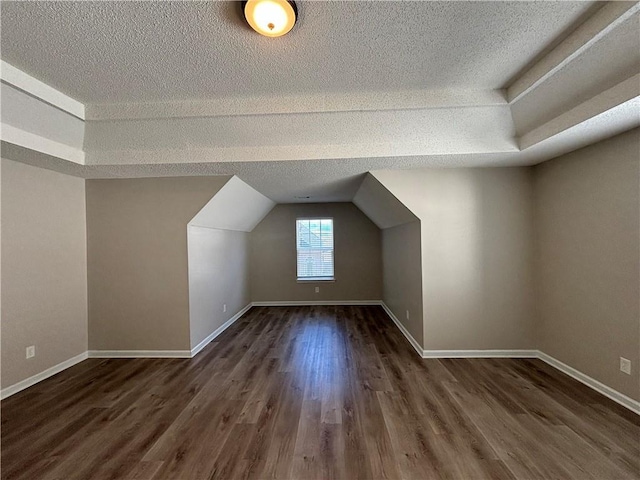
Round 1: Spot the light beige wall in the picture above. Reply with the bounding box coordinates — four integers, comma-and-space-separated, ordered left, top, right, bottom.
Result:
534, 128, 640, 401
374, 168, 536, 350
250, 203, 382, 302
1, 159, 87, 388
382, 221, 424, 346
188, 226, 250, 349
86, 176, 230, 351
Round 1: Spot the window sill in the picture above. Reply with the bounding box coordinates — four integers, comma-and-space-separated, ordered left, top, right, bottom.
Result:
297, 277, 335, 283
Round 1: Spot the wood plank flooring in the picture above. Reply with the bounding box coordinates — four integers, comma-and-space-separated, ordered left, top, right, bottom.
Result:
2, 305, 639, 480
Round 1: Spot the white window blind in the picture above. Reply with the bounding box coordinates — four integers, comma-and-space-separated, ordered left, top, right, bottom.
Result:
296, 218, 334, 280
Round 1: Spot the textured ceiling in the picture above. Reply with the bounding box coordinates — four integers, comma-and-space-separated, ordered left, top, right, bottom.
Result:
0, 1, 596, 103
2, 0, 636, 205
4, 98, 637, 203
511, 11, 640, 134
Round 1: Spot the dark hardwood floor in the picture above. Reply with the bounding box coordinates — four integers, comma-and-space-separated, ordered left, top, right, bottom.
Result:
2, 305, 639, 480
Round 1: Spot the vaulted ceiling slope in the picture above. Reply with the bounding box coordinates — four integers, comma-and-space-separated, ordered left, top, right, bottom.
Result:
353, 174, 418, 230
189, 176, 275, 232
1, 1, 638, 203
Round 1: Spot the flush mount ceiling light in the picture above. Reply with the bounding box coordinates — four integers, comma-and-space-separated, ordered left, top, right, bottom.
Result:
243, 0, 297, 38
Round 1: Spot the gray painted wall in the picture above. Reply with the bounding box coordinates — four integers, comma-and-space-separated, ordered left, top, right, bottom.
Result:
250, 203, 382, 302
374, 167, 536, 351
4, 128, 638, 408
1, 159, 87, 388
382, 221, 424, 346
534, 128, 640, 401
188, 226, 250, 349
86, 176, 230, 351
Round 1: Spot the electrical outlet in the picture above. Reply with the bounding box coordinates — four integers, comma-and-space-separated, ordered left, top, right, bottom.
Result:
406, 310, 410, 320
620, 357, 631, 375
315, 287, 320, 293
223, 304, 227, 313
26, 346, 35, 359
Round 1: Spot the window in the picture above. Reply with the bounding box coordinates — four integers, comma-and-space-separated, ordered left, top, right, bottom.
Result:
296, 218, 334, 281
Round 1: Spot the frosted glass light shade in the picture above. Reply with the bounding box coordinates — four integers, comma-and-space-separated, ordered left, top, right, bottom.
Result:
244, 0, 297, 38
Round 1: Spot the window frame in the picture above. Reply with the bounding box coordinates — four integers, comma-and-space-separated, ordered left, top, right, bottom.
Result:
295, 217, 335, 282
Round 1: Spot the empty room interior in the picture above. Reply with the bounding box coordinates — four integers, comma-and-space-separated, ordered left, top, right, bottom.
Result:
1, 1, 639, 479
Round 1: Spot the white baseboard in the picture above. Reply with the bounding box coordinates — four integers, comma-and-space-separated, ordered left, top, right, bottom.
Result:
4, 304, 638, 416
537, 351, 640, 415
379, 302, 639, 415
380, 302, 424, 357
88, 350, 191, 358
422, 350, 539, 358
252, 300, 383, 307
1, 351, 88, 400
190, 303, 253, 357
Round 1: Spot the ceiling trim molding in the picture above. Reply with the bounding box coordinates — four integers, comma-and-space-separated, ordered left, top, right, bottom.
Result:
1, 60, 85, 120
507, 2, 639, 104
518, 73, 640, 149
84, 89, 506, 121
0, 123, 85, 164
